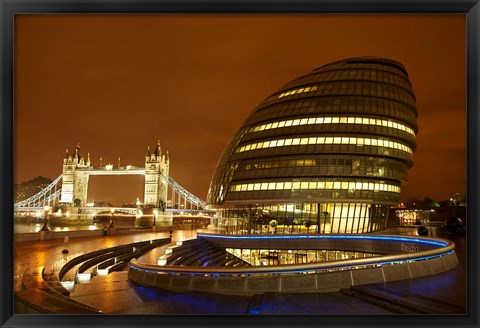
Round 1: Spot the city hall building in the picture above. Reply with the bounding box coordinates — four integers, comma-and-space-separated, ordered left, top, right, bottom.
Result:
207, 57, 418, 234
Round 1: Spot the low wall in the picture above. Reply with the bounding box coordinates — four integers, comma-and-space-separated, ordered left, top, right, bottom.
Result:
13, 223, 203, 242
129, 251, 458, 295
14, 230, 103, 242
128, 234, 458, 295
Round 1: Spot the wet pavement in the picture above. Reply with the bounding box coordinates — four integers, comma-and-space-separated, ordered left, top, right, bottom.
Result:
14, 226, 466, 315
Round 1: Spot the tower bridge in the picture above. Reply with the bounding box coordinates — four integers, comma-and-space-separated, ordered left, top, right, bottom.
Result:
14, 141, 209, 218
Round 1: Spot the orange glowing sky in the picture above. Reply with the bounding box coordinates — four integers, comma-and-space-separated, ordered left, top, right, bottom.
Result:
14, 14, 466, 205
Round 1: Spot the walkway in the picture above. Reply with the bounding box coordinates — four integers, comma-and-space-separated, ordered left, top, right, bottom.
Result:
14, 226, 466, 314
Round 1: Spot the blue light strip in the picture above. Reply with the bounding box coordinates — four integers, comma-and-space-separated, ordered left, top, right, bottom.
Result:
197, 233, 449, 247
129, 250, 455, 276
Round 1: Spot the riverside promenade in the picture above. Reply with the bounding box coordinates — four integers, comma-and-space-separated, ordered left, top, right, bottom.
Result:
14, 226, 466, 315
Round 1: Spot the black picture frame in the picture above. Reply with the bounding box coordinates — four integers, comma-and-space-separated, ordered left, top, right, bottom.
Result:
1, 1, 479, 327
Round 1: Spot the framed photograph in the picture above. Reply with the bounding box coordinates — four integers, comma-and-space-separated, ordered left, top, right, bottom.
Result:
1, 1, 479, 328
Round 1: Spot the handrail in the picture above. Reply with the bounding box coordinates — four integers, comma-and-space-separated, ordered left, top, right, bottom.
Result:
59, 238, 170, 280
129, 235, 455, 276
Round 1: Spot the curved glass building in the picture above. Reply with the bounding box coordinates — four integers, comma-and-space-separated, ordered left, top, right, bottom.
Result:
207, 57, 418, 234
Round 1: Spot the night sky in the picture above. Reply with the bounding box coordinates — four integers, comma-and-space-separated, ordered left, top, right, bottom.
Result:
14, 15, 466, 206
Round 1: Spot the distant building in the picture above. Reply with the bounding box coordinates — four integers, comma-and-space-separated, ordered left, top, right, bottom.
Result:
394, 205, 466, 226
15, 176, 53, 202
207, 57, 418, 234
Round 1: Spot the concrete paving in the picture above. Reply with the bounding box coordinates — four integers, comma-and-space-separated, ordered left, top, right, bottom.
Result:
14, 226, 466, 315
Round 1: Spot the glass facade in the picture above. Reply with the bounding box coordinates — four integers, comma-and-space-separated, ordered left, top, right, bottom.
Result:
207, 57, 418, 234
226, 248, 382, 266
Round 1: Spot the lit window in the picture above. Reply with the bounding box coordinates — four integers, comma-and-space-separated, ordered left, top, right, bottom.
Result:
236, 136, 412, 155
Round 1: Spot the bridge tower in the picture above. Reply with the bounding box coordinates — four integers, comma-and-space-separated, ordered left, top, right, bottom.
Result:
144, 140, 170, 209
59, 144, 91, 206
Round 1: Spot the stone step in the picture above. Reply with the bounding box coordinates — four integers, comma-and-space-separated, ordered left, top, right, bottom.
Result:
340, 288, 417, 314
345, 285, 465, 314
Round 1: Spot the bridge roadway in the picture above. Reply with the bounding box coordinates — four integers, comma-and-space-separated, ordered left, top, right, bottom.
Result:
14, 227, 466, 315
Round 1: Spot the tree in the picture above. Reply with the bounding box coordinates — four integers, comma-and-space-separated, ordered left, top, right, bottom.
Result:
304, 220, 312, 234
269, 220, 278, 234
421, 197, 439, 209
405, 197, 422, 209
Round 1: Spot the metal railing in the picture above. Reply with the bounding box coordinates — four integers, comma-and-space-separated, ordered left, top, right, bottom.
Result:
161, 173, 206, 208
129, 234, 455, 276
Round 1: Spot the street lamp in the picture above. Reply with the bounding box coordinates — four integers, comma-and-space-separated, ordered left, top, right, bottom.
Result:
40, 206, 50, 231
109, 208, 115, 228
